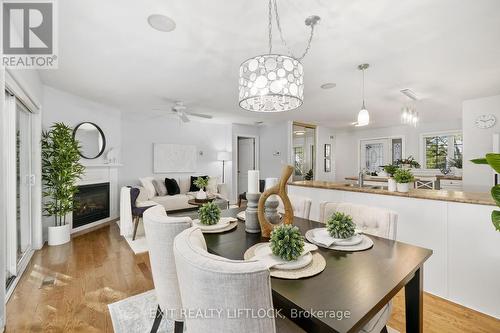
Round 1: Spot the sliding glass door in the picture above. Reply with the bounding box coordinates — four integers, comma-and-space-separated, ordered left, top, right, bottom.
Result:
5, 94, 34, 290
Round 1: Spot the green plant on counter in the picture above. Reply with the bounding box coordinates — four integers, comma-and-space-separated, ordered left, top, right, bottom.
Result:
383, 164, 399, 177
471, 153, 500, 231
304, 169, 314, 180
42, 123, 85, 226
198, 201, 221, 225
326, 212, 356, 239
270, 224, 305, 261
193, 176, 209, 190
395, 155, 421, 168
394, 168, 414, 184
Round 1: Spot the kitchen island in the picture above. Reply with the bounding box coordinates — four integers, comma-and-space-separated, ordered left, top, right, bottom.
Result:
288, 180, 499, 319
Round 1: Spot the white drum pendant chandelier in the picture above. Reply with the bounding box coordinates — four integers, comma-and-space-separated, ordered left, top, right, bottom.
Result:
239, 0, 320, 112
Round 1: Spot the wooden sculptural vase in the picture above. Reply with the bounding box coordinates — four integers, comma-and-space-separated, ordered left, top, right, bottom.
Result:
257, 165, 295, 238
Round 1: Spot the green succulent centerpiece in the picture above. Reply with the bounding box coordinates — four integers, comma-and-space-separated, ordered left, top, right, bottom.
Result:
394, 168, 414, 184
198, 201, 221, 225
326, 212, 356, 239
270, 225, 305, 261
193, 176, 209, 190
472, 153, 500, 231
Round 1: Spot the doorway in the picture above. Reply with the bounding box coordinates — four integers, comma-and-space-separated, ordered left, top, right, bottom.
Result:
5, 93, 34, 292
237, 136, 256, 195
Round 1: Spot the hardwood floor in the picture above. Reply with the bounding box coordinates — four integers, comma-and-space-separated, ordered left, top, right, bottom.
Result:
5, 223, 500, 333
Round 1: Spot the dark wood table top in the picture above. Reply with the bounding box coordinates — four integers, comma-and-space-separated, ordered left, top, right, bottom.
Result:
174, 208, 433, 333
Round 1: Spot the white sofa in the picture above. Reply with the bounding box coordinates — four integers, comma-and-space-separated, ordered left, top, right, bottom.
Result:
139, 176, 229, 212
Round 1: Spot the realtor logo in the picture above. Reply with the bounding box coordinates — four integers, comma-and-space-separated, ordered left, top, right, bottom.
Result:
2, 0, 58, 68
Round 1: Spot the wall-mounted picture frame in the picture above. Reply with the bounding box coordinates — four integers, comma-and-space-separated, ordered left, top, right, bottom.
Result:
324, 158, 331, 172
324, 144, 331, 158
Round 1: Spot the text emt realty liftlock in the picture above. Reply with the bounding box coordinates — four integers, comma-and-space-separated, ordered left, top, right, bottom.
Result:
1, 0, 58, 69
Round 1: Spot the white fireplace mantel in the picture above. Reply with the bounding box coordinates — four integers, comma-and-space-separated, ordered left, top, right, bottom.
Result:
72, 164, 121, 233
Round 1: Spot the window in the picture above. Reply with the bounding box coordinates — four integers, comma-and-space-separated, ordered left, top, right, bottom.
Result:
422, 132, 463, 169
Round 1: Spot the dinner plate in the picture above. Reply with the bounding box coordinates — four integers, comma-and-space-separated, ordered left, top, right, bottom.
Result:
312, 228, 363, 246
253, 243, 313, 270
192, 217, 234, 231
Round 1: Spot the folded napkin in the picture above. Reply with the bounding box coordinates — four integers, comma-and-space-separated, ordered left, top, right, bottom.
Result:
313, 229, 358, 247
253, 243, 318, 269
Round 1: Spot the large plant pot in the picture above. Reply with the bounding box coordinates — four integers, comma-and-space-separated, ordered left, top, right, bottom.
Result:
397, 183, 409, 193
48, 224, 71, 246
388, 178, 397, 192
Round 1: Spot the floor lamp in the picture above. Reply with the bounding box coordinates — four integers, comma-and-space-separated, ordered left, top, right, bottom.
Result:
217, 151, 231, 183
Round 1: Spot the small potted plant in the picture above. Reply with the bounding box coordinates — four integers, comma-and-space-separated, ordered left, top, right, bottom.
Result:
393, 168, 414, 193
304, 169, 314, 181
42, 123, 85, 246
471, 154, 500, 231
193, 176, 209, 200
383, 164, 399, 192
395, 156, 421, 169
198, 202, 221, 225
326, 212, 356, 239
270, 225, 305, 261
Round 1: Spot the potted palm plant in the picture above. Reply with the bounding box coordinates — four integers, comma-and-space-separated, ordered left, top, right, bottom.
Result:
42, 123, 85, 246
394, 168, 414, 193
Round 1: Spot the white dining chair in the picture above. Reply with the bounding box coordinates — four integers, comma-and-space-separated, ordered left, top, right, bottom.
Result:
278, 194, 312, 219
143, 205, 192, 333
319, 202, 398, 333
319, 202, 398, 240
173, 227, 305, 333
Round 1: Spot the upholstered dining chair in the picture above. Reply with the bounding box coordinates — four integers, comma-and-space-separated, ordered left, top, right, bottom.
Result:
319, 202, 398, 333
143, 205, 193, 333
278, 194, 312, 220
173, 227, 305, 333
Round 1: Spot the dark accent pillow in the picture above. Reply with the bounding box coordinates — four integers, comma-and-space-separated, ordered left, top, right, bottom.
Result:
165, 178, 180, 195
189, 175, 208, 192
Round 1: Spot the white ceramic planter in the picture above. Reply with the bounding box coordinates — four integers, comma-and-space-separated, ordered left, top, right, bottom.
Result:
196, 189, 207, 200
388, 178, 397, 192
48, 224, 71, 246
397, 182, 409, 193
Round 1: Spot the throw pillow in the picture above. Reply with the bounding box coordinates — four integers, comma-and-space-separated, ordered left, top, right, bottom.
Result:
165, 178, 181, 195
206, 177, 218, 194
152, 179, 167, 196
189, 175, 208, 192
139, 177, 156, 199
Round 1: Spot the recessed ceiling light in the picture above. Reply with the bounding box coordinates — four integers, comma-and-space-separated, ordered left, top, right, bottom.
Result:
320, 83, 336, 89
148, 14, 176, 32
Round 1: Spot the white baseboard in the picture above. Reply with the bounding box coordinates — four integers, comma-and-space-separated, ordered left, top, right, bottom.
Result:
5, 249, 34, 301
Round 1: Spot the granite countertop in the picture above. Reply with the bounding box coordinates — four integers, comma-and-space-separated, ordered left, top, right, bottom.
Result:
290, 180, 494, 206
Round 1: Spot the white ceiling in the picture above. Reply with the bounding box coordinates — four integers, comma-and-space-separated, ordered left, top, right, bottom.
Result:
40, 0, 500, 129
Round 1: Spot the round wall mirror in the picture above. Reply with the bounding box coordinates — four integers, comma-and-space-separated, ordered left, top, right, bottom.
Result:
73, 122, 106, 159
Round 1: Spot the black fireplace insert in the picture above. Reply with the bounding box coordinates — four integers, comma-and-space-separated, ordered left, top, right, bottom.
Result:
73, 182, 110, 229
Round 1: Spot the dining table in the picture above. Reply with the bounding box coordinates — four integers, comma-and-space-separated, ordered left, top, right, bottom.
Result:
172, 207, 433, 333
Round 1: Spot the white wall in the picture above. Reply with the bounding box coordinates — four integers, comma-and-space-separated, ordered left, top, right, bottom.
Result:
334, 120, 462, 182
0, 66, 5, 333
463, 94, 500, 192
120, 114, 232, 198
259, 122, 290, 179
42, 86, 122, 164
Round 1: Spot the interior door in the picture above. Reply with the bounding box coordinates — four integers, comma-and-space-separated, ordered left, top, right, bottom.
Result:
359, 138, 391, 173
237, 137, 255, 194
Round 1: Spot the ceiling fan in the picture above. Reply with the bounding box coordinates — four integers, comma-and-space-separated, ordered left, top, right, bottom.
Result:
152, 100, 213, 123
